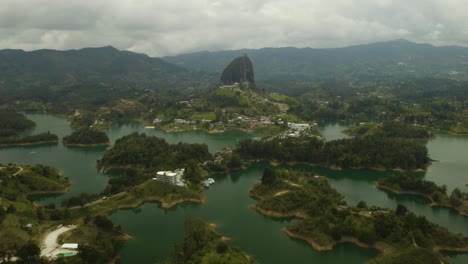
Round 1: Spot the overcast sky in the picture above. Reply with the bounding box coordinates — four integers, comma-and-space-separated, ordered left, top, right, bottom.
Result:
1, 0, 467, 56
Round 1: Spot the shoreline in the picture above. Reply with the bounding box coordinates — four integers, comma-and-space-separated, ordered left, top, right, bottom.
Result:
249, 204, 305, 218
0, 140, 59, 147
28, 188, 69, 196
63, 141, 111, 147
86, 195, 206, 217
283, 228, 391, 253
376, 183, 468, 217
265, 160, 427, 172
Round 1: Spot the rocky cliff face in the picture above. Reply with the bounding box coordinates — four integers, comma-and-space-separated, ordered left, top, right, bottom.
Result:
220, 54, 255, 88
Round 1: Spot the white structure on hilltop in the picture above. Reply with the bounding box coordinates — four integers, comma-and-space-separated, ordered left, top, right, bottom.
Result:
153, 169, 185, 186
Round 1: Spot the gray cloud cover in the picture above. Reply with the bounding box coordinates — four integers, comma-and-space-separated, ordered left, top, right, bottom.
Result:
1, 0, 467, 56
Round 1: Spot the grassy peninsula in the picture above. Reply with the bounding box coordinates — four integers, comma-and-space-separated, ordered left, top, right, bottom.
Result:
377, 174, 468, 216
250, 168, 468, 263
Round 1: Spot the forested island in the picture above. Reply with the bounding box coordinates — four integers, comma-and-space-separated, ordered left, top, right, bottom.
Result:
250, 168, 468, 263
0, 109, 35, 137
236, 135, 429, 171
62, 128, 110, 146
344, 121, 434, 140
98, 132, 211, 171
377, 174, 468, 216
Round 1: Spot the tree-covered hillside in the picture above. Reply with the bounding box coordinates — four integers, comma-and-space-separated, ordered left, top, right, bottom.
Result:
0, 109, 35, 137
0, 46, 216, 92
164, 39, 468, 81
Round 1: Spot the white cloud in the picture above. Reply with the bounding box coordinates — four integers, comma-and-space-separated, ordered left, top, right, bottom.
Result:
1, 0, 468, 56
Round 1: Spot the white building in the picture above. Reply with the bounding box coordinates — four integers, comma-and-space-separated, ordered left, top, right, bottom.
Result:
153, 169, 185, 186
287, 122, 310, 130
61, 243, 79, 249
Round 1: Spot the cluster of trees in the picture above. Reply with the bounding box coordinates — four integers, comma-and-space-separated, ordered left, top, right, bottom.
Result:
62, 192, 101, 207
450, 188, 468, 207
104, 168, 147, 194
163, 217, 253, 264
0, 109, 35, 138
68, 216, 123, 264
63, 128, 109, 145
98, 133, 211, 170
251, 168, 343, 216
236, 135, 429, 170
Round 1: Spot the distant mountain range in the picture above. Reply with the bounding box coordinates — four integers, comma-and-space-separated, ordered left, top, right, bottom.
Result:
0, 46, 214, 91
2, 39, 468, 95
164, 39, 468, 81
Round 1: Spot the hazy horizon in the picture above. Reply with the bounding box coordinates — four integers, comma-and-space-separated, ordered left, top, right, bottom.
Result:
2, 0, 468, 57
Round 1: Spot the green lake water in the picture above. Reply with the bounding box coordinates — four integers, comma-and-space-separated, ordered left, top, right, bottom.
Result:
0, 116, 467, 263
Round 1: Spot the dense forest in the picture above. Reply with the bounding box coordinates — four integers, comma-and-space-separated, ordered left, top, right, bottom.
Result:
98, 133, 211, 170
251, 168, 467, 263
63, 128, 109, 145
163, 217, 253, 264
236, 135, 429, 170
0, 109, 35, 138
